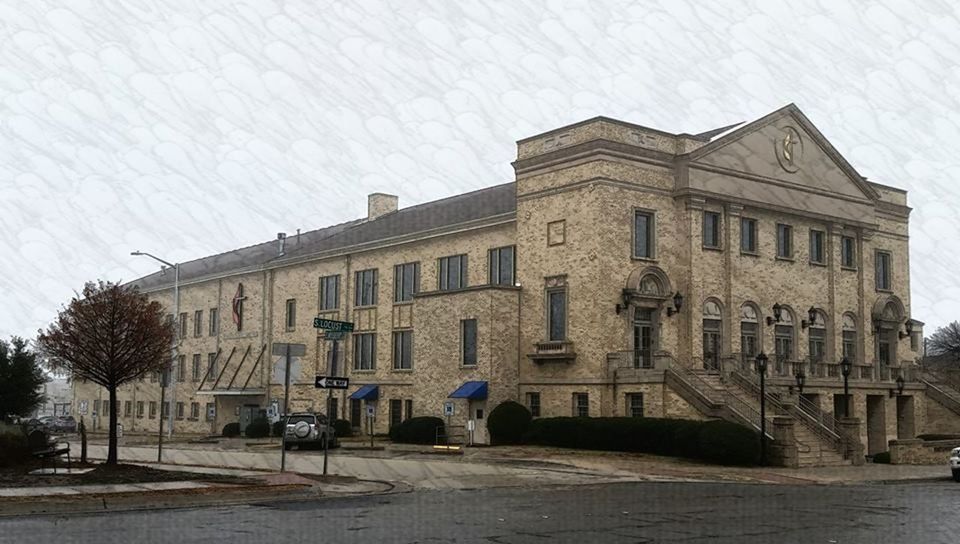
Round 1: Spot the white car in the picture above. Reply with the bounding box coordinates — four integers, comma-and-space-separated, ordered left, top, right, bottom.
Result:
950, 447, 960, 482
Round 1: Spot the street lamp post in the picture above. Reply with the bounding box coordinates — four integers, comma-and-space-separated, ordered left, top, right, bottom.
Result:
840, 356, 852, 418
755, 352, 769, 466
132, 251, 179, 443
794, 364, 806, 396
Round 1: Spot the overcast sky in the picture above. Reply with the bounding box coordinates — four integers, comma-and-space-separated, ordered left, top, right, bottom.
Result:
2, 0, 959, 340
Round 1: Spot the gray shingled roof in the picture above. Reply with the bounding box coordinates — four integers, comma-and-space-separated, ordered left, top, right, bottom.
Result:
132, 182, 517, 291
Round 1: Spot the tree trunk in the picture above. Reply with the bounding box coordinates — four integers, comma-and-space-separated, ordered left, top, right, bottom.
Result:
107, 385, 118, 465
79, 418, 87, 463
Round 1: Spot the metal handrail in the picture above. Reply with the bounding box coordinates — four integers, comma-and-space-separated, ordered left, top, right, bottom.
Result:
797, 394, 839, 436
921, 379, 960, 416
668, 366, 772, 440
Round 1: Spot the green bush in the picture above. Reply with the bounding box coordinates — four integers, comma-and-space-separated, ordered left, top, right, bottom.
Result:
487, 401, 532, 445
872, 451, 891, 464
222, 422, 241, 437
389, 416, 444, 445
245, 417, 270, 439
917, 434, 960, 441
0, 433, 31, 468
333, 419, 353, 438
272, 420, 285, 437
522, 417, 761, 466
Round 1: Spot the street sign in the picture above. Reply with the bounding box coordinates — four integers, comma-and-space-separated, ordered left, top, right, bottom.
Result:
313, 318, 355, 332
272, 343, 306, 357
325, 330, 345, 341
443, 401, 454, 416
315, 376, 350, 389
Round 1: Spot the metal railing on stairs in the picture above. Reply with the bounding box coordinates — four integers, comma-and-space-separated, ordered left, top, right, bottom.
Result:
921, 378, 960, 417
666, 366, 773, 441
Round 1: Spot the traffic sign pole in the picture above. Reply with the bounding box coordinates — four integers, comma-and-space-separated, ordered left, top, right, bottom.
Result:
323, 388, 331, 475
281, 343, 290, 473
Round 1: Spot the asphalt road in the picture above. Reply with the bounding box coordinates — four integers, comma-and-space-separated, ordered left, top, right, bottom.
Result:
3, 480, 958, 543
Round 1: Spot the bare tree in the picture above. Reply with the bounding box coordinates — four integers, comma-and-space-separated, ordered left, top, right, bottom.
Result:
37, 281, 174, 465
928, 321, 960, 362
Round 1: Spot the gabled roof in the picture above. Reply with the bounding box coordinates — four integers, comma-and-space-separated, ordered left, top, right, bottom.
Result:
131, 182, 517, 291
687, 103, 881, 201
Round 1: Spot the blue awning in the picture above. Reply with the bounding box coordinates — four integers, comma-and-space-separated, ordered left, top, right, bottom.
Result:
448, 381, 488, 400
349, 384, 379, 401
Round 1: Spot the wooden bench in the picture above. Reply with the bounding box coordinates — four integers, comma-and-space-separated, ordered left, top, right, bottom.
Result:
32, 441, 71, 474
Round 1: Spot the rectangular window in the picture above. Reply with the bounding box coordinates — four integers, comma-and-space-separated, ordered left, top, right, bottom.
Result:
194, 310, 202, 337
207, 353, 217, 380
285, 299, 296, 330
93, 399, 100, 416
842, 330, 856, 361
162, 401, 170, 418
876, 251, 892, 290
353, 333, 376, 370
392, 330, 413, 370
488, 246, 516, 286
404, 399, 413, 421
209, 308, 219, 336
703, 211, 721, 249
354, 269, 378, 306
461, 319, 478, 366
319, 275, 340, 310
775, 325, 793, 365
548, 289, 567, 341
634, 211, 654, 258
574, 393, 589, 417
740, 218, 757, 254
389, 399, 403, 429
177, 355, 186, 382
809, 230, 825, 264
394, 262, 420, 302
149, 401, 157, 419
841, 237, 856, 268
192, 354, 201, 382
190, 402, 199, 420
439, 254, 468, 290
176, 402, 184, 420
137, 401, 144, 418
205, 402, 215, 422
777, 224, 793, 259
350, 399, 362, 427
124, 400, 132, 417
527, 392, 541, 417
627, 393, 644, 418
179, 313, 188, 338
328, 397, 338, 420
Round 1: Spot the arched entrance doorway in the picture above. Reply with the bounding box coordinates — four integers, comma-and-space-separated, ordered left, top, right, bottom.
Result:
623, 266, 673, 369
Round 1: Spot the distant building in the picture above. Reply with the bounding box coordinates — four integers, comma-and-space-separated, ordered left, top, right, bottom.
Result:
34, 377, 72, 417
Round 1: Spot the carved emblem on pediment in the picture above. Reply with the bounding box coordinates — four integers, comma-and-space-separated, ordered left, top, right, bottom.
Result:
775, 126, 804, 173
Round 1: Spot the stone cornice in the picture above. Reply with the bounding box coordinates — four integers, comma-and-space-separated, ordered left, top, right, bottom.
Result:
688, 162, 875, 207
512, 138, 676, 176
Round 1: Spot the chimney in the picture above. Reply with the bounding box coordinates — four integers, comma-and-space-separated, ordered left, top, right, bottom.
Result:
367, 193, 398, 221
277, 232, 286, 256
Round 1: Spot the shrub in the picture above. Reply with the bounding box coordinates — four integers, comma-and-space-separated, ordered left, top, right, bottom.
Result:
0, 433, 31, 468
522, 417, 761, 466
272, 420, 285, 437
26, 428, 49, 450
222, 422, 241, 437
333, 419, 353, 438
487, 401, 532, 445
872, 451, 891, 464
245, 417, 270, 439
389, 416, 444, 445
917, 434, 960, 442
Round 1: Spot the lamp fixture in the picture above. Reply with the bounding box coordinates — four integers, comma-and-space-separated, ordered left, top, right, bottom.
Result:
890, 374, 906, 397
766, 303, 783, 326
666, 291, 684, 317
615, 289, 631, 315
802, 306, 817, 330
899, 320, 913, 340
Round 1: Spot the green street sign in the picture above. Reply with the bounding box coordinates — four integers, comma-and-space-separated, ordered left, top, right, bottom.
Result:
313, 318, 355, 332
325, 330, 345, 341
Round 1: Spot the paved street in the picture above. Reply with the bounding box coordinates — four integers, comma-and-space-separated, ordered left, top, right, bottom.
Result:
3, 480, 959, 543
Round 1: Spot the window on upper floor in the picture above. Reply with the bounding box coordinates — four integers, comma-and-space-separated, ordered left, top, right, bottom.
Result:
809, 229, 825, 265
394, 262, 420, 303
488, 246, 516, 286
392, 330, 413, 370
192, 354, 201, 382
547, 287, 567, 342
740, 217, 757, 254
179, 313, 188, 338
703, 211, 721, 249
285, 299, 297, 330
319, 275, 340, 310
461, 319, 477, 366
633, 211, 655, 259
207, 352, 217, 380
439, 254, 467, 291
355, 269, 378, 306
194, 310, 202, 337
209, 308, 219, 336
841, 236, 856, 269
777, 224, 793, 259
876, 251, 892, 291
353, 333, 376, 371
177, 355, 186, 381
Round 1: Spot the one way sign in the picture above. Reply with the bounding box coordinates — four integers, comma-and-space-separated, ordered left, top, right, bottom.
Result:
315, 376, 350, 389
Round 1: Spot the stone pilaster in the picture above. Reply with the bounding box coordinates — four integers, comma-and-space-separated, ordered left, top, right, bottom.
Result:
838, 416, 865, 466
769, 416, 799, 468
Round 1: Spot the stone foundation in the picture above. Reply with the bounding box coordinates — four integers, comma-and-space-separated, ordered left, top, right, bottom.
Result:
889, 438, 960, 465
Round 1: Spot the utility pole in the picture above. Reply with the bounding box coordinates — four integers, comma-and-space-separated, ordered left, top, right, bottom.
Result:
281, 343, 291, 473
158, 370, 166, 463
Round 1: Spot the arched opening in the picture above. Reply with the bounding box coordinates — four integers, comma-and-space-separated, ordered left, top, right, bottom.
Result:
702, 299, 723, 371
624, 266, 673, 369
872, 295, 905, 373
774, 306, 796, 376
740, 303, 761, 371
807, 308, 827, 376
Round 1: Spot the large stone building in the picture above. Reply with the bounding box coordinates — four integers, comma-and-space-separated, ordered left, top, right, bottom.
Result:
74, 104, 958, 464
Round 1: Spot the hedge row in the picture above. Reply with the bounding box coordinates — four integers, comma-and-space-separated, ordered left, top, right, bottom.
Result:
389, 417, 444, 445
0, 433, 31, 468
522, 417, 760, 466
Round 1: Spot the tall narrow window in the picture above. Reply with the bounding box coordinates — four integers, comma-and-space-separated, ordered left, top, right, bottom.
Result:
124, 400, 132, 417
775, 319, 794, 374
633, 308, 655, 369
353, 333, 376, 370
808, 312, 826, 364
177, 355, 186, 381
394, 262, 420, 302
179, 313, 188, 338
404, 399, 413, 421
702, 301, 722, 371
209, 308, 218, 336
809, 230, 825, 264
488, 246, 516, 286
392, 330, 413, 370
548, 289, 567, 341
527, 392, 541, 417
355, 269, 378, 306
190, 402, 200, 419
389, 399, 403, 429
137, 401, 144, 418
320, 275, 340, 310
634, 211, 654, 258
876, 251, 892, 290
703, 211, 721, 249
573, 393, 589, 417
149, 401, 157, 419
176, 402, 184, 420
439, 254, 468, 290
740, 304, 759, 368
208, 353, 217, 380
194, 310, 203, 337
777, 224, 793, 259
841, 236, 856, 268
740, 218, 757, 254
192, 354, 201, 382
627, 393, 644, 418
285, 299, 296, 330
461, 319, 477, 366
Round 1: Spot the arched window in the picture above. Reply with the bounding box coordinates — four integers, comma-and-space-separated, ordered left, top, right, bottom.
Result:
842, 313, 857, 362
740, 303, 760, 369
808, 309, 827, 367
702, 299, 723, 371
774, 306, 795, 374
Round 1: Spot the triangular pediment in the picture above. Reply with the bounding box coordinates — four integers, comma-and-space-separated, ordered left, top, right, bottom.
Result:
688, 104, 879, 202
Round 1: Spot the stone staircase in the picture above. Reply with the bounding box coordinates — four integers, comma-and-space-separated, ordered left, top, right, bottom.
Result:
794, 420, 848, 467
921, 371, 960, 417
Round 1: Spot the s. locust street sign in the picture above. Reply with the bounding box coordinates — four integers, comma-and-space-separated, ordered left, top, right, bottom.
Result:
315, 376, 350, 389
313, 318, 354, 332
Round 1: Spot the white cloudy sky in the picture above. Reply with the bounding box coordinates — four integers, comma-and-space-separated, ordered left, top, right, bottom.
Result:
1, 0, 959, 340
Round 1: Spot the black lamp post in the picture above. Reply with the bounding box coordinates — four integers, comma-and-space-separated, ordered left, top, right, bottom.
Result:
755, 352, 769, 466
840, 356, 852, 418
891, 374, 906, 397
795, 365, 806, 396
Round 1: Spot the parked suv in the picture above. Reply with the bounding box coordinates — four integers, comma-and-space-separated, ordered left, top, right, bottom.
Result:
283, 413, 336, 450
950, 447, 960, 481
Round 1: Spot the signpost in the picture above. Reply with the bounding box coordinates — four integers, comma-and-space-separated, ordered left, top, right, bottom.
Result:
366, 404, 376, 449
272, 342, 306, 473
315, 376, 349, 389
313, 318, 355, 475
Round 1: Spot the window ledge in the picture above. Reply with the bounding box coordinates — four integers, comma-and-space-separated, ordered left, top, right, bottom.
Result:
391, 368, 413, 373
631, 256, 658, 263
809, 261, 827, 267
352, 369, 377, 374
354, 304, 378, 310
701, 245, 723, 252
840, 266, 858, 272
740, 250, 759, 257
460, 364, 479, 369
876, 288, 894, 294
393, 301, 414, 306
775, 256, 795, 262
